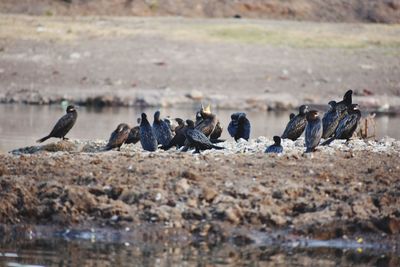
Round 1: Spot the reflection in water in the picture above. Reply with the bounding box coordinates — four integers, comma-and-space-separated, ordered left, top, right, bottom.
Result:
0, 104, 399, 152
0, 237, 399, 267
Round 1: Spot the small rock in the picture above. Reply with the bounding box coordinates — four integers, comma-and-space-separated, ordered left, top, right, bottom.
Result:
203, 187, 218, 202
175, 178, 190, 194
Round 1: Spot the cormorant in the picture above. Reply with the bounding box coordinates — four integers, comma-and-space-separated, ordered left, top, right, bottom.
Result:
335, 89, 353, 114
322, 104, 361, 146
265, 136, 283, 153
139, 113, 158, 151
183, 120, 224, 153
37, 105, 78, 143
195, 104, 218, 137
228, 112, 251, 141
322, 90, 353, 139
126, 118, 140, 145
104, 123, 130, 151
281, 105, 309, 141
173, 118, 185, 134
153, 111, 173, 147
305, 110, 322, 153
161, 119, 192, 150
322, 101, 341, 139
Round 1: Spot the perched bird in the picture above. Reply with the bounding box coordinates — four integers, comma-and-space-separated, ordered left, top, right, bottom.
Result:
210, 121, 223, 140
195, 104, 218, 137
228, 112, 251, 141
153, 111, 173, 147
104, 123, 130, 151
183, 120, 224, 153
265, 136, 283, 153
322, 101, 341, 139
125, 118, 140, 145
139, 113, 158, 152
281, 105, 309, 141
173, 118, 185, 134
305, 110, 323, 153
161, 119, 192, 150
335, 89, 353, 114
322, 104, 361, 146
163, 117, 179, 133
37, 105, 78, 143
322, 90, 353, 139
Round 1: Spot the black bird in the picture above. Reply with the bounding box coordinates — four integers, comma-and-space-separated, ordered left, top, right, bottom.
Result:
265, 136, 283, 153
228, 112, 251, 141
153, 111, 173, 147
322, 101, 341, 139
126, 118, 140, 145
322, 104, 361, 146
183, 120, 224, 153
173, 118, 185, 134
161, 119, 193, 150
139, 113, 158, 152
104, 123, 130, 151
305, 110, 323, 153
281, 105, 309, 141
37, 105, 78, 143
335, 89, 353, 114
322, 90, 353, 139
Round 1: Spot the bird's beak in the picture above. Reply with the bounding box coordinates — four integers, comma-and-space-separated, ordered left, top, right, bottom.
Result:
204, 104, 211, 113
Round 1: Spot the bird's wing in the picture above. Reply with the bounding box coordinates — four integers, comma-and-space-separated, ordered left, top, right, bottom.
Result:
228, 121, 238, 137
282, 116, 306, 138
189, 129, 212, 145
49, 113, 74, 135
335, 114, 358, 137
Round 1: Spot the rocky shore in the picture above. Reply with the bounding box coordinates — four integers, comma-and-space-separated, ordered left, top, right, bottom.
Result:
1, 137, 399, 244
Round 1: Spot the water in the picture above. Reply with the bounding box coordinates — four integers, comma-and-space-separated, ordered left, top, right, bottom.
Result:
0, 226, 398, 267
0, 104, 399, 153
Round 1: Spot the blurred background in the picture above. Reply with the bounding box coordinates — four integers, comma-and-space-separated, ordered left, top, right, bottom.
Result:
0, 0, 399, 151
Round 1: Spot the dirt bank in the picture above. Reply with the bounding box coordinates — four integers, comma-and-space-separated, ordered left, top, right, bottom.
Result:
1, 138, 400, 242
1, 0, 400, 23
0, 16, 400, 112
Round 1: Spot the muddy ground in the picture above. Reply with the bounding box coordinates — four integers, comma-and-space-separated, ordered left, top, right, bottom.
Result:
0, 15, 400, 112
1, 138, 399, 244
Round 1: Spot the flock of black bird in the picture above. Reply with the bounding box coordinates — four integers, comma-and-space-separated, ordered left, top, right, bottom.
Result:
37, 90, 361, 154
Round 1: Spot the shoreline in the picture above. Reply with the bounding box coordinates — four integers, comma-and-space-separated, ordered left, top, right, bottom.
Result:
1, 138, 399, 243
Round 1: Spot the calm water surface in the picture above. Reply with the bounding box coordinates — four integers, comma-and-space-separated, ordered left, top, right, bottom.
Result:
0, 104, 399, 152
0, 227, 398, 267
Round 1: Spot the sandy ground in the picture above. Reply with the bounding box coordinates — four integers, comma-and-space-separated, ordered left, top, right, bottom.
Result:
1, 138, 399, 243
0, 15, 400, 112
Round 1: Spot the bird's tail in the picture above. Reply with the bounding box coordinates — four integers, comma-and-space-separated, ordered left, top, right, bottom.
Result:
210, 139, 225, 144
36, 135, 50, 143
211, 145, 224, 150
321, 137, 335, 146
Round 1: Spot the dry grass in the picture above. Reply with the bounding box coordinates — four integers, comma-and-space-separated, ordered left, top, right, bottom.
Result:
1, 15, 400, 48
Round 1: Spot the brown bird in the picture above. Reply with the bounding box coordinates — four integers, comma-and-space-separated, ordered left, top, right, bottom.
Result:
126, 118, 141, 145
104, 123, 131, 151
195, 104, 220, 138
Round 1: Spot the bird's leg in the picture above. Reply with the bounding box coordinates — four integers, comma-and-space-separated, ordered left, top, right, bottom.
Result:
193, 148, 201, 154
117, 147, 121, 151
62, 137, 69, 140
